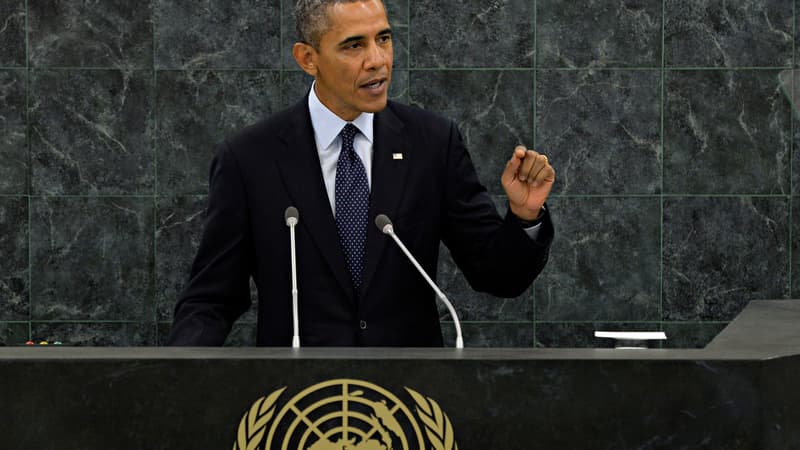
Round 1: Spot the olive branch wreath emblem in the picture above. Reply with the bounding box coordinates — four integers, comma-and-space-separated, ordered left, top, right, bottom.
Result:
405, 387, 459, 450
233, 387, 286, 450
232, 384, 457, 450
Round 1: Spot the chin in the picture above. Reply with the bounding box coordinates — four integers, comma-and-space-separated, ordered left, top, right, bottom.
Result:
361, 98, 388, 113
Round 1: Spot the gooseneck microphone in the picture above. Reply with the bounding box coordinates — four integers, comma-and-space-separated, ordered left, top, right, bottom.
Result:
284, 206, 300, 348
375, 214, 464, 349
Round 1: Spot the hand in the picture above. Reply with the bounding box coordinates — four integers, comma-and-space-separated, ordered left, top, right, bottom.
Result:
500, 146, 555, 221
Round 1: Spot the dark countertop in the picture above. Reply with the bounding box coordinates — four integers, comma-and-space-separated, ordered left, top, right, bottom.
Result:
1, 300, 798, 361
705, 299, 800, 357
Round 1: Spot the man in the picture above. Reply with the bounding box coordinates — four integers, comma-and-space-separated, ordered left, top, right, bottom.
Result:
167, 0, 555, 347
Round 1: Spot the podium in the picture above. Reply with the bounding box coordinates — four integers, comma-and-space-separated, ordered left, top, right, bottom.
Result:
1, 300, 798, 449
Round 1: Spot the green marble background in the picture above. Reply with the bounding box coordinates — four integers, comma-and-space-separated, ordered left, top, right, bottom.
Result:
0, 0, 797, 347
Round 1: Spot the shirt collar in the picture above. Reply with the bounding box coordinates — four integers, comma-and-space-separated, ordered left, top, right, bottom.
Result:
308, 81, 374, 149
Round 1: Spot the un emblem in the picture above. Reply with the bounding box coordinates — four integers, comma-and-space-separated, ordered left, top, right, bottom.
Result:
232, 378, 458, 450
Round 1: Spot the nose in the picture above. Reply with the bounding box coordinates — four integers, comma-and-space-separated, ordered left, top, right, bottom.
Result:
364, 41, 390, 71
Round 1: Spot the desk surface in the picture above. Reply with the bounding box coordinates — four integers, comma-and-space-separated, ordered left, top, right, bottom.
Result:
1, 300, 798, 361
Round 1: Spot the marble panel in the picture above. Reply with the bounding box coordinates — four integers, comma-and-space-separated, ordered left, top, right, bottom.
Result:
410, 70, 533, 195
663, 197, 789, 321
156, 321, 169, 345
0, 354, 772, 448
537, 0, 661, 68
665, 0, 792, 67
535, 322, 663, 348
279, 69, 409, 110
661, 322, 728, 349
790, 72, 800, 195
664, 70, 790, 194
797, 0, 800, 68
155, 196, 206, 321
30, 69, 155, 195
156, 196, 260, 323
0, 69, 27, 194
0, 322, 28, 346
438, 242, 533, 322
780, 68, 796, 119
30, 197, 154, 321
280, 70, 314, 109
155, 0, 280, 69
534, 197, 661, 321
280, 0, 297, 69
536, 69, 661, 195
157, 320, 257, 346
0, 0, 25, 66
790, 111, 800, 196
384, 0, 408, 69
31, 322, 156, 346
410, 0, 533, 68
386, 69, 409, 105
441, 321, 533, 348
763, 354, 800, 448
794, 101, 800, 195
791, 198, 800, 297
156, 70, 280, 195
28, 0, 152, 68
281, 0, 408, 70
436, 196, 533, 322
223, 321, 257, 347
0, 197, 28, 321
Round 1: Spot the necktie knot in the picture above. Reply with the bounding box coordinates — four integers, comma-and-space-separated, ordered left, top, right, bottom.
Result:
340, 123, 359, 150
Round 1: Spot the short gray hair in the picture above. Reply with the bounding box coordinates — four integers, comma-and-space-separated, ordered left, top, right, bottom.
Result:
295, 0, 368, 49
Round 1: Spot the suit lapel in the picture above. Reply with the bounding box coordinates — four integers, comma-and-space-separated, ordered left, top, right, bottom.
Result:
361, 105, 411, 298
275, 98, 354, 299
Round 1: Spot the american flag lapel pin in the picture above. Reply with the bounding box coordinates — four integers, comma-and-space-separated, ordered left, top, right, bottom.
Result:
392, 152, 403, 160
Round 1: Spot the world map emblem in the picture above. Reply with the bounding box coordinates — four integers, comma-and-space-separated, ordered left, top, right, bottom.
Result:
232, 378, 458, 450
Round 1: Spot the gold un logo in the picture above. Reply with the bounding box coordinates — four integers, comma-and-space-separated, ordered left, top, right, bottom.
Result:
232, 378, 458, 450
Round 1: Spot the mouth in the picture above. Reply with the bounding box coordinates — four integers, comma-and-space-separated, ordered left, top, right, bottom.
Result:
359, 78, 388, 93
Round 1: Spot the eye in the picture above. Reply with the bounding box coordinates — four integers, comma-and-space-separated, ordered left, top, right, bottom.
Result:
378, 34, 392, 44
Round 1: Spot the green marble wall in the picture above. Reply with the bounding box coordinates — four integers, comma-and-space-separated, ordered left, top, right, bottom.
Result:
0, 0, 796, 347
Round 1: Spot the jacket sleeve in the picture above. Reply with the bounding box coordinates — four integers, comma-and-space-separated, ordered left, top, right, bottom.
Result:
440, 121, 553, 298
167, 141, 253, 346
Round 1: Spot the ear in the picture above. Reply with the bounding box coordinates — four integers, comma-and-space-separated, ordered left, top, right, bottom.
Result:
292, 42, 318, 77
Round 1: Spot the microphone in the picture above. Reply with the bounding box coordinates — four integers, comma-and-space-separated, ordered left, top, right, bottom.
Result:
284, 206, 300, 348
375, 214, 464, 349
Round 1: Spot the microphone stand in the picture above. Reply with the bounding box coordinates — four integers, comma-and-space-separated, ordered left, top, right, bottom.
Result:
285, 207, 300, 348
376, 215, 464, 349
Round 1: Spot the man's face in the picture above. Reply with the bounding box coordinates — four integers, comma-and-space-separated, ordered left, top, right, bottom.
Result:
304, 0, 393, 121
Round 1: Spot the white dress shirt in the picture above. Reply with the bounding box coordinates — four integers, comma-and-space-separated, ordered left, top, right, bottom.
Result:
308, 83, 374, 217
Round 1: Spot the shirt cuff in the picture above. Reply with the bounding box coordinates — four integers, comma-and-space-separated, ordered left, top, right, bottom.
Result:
523, 222, 543, 240
514, 206, 548, 241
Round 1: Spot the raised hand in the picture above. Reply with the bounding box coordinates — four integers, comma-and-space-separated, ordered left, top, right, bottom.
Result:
500, 145, 555, 221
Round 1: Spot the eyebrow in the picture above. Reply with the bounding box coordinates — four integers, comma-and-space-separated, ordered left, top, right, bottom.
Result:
337, 28, 392, 47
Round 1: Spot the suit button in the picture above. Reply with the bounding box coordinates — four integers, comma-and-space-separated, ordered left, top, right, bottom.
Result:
359, 320, 367, 330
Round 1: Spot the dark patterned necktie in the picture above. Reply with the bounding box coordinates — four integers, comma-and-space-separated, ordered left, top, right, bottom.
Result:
335, 123, 369, 295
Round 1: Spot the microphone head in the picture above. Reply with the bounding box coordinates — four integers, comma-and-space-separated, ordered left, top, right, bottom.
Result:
284, 206, 299, 226
375, 214, 393, 234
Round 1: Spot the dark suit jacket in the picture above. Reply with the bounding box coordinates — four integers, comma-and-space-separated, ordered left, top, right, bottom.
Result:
167, 97, 553, 346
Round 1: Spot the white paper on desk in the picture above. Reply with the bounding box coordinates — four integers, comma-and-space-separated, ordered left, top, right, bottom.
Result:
594, 331, 667, 340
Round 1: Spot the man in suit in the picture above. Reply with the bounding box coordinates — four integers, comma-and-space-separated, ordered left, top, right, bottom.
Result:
167, 0, 555, 346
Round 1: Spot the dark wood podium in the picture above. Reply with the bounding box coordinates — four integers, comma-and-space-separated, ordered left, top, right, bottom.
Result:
1, 300, 798, 449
